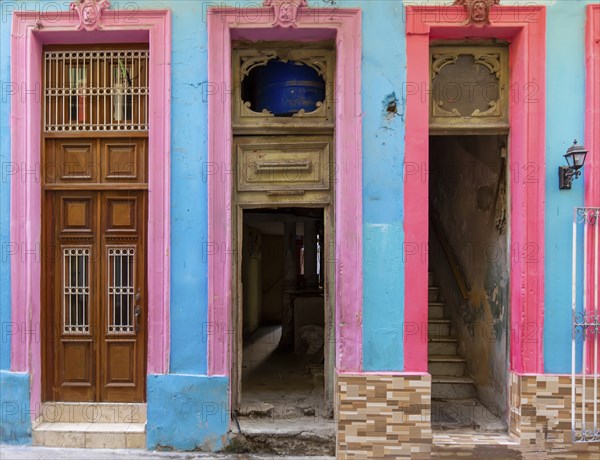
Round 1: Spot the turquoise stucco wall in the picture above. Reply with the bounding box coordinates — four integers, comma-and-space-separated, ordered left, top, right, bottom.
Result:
0, 0, 595, 447
542, 0, 591, 374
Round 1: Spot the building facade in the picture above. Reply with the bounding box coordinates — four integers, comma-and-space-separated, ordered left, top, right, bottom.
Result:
0, 0, 599, 458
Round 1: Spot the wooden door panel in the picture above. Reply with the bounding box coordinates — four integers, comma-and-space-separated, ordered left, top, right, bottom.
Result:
100, 191, 146, 402
58, 339, 95, 402
101, 139, 147, 184
104, 195, 139, 232
45, 188, 146, 403
60, 196, 94, 232
46, 139, 98, 184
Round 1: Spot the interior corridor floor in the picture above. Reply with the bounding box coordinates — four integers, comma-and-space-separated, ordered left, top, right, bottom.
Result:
233, 326, 335, 455
239, 325, 326, 421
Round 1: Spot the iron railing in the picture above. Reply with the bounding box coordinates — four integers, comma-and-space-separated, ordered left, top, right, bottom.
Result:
572, 207, 600, 442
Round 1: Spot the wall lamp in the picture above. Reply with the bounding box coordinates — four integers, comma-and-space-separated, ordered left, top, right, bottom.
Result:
558, 140, 588, 190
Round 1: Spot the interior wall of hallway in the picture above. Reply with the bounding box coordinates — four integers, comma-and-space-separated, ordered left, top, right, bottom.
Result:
429, 135, 509, 418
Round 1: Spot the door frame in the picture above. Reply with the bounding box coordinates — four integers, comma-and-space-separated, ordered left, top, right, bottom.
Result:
10, 8, 171, 415
206, 7, 363, 382
404, 5, 547, 374
232, 204, 336, 413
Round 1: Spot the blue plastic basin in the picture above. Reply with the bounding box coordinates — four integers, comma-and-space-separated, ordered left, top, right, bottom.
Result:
251, 60, 325, 116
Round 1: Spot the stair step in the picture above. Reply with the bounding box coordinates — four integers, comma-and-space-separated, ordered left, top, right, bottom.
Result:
432, 375, 477, 399
428, 336, 458, 355
35, 402, 146, 424
428, 286, 440, 302
233, 417, 335, 456
428, 302, 445, 319
428, 319, 452, 337
429, 355, 466, 376
429, 354, 465, 362
32, 422, 146, 449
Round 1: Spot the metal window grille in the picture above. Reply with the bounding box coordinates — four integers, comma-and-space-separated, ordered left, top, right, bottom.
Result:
63, 247, 90, 334
107, 247, 136, 334
572, 207, 600, 443
44, 49, 149, 132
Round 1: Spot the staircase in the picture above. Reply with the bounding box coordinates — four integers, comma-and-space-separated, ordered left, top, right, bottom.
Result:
33, 403, 146, 449
428, 271, 476, 400
428, 272, 509, 432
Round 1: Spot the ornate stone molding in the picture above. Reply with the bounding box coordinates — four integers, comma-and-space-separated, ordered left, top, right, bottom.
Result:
264, 0, 307, 27
70, 0, 111, 31
454, 0, 500, 26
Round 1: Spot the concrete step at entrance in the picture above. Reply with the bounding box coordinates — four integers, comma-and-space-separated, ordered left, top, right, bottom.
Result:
432, 376, 477, 399
35, 402, 146, 424
429, 319, 452, 337
428, 336, 458, 355
428, 286, 441, 302
33, 422, 145, 449
428, 355, 466, 376
233, 417, 335, 456
428, 302, 446, 319
33, 403, 146, 449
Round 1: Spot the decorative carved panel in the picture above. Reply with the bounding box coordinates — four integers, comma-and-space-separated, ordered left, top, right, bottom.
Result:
105, 196, 137, 231
235, 135, 332, 193
430, 45, 508, 133
61, 197, 93, 232
101, 139, 145, 182
232, 44, 335, 132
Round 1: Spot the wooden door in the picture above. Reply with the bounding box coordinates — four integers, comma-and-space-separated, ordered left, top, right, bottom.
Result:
42, 135, 148, 402
45, 190, 146, 402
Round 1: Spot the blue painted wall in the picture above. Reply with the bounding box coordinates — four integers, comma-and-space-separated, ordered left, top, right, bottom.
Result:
0, 0, 596, 446
147, 374, 229, 450
0, 371, 31, 444
355, 1, 407, 372
543, 1, 592, 373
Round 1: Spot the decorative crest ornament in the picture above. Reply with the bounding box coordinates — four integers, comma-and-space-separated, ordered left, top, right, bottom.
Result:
454, 0, 499, 26
70, 0, 111, 31
264, 0, 307, 27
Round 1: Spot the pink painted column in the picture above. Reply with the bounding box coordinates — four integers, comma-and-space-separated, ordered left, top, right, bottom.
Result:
584, 5, 600, 371
404, 31, 430, 373
585, 5, 600, 208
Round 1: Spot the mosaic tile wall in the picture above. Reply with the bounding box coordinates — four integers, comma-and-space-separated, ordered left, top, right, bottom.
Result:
510, 373, 600, 458
336, 373, 432, 459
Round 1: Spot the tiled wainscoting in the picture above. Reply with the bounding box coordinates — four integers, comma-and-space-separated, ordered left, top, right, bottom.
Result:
336, 373, 432, 459
510, 373, 600, 458
337, 372, 600, 459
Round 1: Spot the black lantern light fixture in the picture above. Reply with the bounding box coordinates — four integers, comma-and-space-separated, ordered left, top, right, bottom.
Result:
558, 140, 588, 190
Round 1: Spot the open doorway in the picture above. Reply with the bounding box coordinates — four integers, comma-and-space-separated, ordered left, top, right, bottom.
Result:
232, 207, 334, 452
428, 135, 509, 433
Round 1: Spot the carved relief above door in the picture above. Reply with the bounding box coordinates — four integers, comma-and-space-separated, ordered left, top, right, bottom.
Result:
430, 45, 509, 133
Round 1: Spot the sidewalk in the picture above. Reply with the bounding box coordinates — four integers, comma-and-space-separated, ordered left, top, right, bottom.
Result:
0, 446, 335, 460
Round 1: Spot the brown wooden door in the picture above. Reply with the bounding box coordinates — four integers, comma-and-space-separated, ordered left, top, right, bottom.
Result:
46, 190, 146, 402
43, 135, 148, 402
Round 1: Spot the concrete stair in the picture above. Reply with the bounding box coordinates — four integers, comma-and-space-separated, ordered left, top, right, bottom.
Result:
428, 272, 476, 401
32, 402, 146, 449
